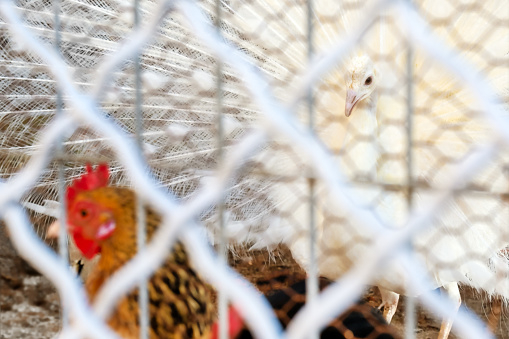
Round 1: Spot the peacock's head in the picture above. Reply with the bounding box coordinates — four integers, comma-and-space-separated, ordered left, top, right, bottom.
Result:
344, 55, 378, 117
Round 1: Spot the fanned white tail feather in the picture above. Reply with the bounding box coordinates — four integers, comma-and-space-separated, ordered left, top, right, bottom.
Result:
2, 0, 509, 307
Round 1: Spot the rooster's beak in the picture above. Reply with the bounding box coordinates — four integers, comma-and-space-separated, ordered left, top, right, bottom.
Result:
345, 89, 359, 117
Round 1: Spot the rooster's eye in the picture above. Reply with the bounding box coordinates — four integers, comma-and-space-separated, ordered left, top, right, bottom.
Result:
80, 209, 89, 218
364, 76, 372, 85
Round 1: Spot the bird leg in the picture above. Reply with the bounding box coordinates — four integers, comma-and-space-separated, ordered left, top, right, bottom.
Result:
438, 282, 461, 339
378, 287, 400, 323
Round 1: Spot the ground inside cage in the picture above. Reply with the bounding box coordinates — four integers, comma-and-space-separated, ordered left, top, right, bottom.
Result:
1, 226, 508, 339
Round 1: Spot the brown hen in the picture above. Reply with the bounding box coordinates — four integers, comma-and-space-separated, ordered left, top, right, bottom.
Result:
63, 164, 216, 339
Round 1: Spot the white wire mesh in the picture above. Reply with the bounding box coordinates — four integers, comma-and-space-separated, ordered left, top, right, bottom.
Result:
0, 0, 508, 338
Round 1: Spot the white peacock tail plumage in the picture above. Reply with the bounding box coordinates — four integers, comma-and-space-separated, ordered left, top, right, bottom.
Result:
2, 0, 509, 306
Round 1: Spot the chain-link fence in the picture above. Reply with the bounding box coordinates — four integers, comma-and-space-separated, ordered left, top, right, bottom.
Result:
1, 0, 508, 338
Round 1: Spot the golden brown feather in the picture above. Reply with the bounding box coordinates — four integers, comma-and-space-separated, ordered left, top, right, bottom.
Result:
75, 187, 215, 339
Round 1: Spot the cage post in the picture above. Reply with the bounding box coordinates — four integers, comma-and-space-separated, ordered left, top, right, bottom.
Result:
214, 1, 228, 339
133, 0, 149, 338
306, 1, 319, 339
404, 2, 416, 337
53, 0, 69, 330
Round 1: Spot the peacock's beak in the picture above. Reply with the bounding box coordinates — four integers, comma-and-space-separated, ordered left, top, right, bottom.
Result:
345, 89, 359, 117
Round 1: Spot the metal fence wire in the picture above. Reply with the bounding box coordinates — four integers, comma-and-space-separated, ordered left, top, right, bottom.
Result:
0, 0, 508, 338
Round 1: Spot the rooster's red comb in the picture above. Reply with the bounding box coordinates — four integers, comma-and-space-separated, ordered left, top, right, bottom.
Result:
66, 164, 109, 205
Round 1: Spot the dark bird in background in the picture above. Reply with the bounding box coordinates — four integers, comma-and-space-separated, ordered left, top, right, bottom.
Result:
233, 272, 400, 339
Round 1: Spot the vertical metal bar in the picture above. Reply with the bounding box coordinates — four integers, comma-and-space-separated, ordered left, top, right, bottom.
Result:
379, 9, 384, 55
405, 52, 414, 210
136, 198, 148, 339
53, 0, 69, 330
306, 1, 319, 339
215, 2, 228, 339
133, 1, 149, 339
404, 1, 416, 337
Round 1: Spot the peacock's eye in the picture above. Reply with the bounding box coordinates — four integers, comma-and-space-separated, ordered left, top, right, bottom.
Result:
364, 76, 372, 85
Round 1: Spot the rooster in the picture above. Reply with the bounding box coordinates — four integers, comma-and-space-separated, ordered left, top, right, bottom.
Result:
59, 163, 217, 339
